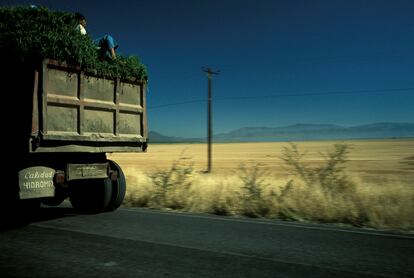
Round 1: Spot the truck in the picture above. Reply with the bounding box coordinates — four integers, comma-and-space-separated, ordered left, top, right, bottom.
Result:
1, 58, 148, 213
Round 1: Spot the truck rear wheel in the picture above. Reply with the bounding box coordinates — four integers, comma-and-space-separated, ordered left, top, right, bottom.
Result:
41, 186, 67, 207
69, 178, 112, 213
105, 160, 126, 211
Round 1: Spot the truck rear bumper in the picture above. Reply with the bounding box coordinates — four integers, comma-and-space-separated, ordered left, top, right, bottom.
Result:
67, 163, 109, 181
17, 162, 111, 200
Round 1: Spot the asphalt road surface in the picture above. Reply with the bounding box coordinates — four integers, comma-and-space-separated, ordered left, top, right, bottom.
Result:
1, 204, 413, 278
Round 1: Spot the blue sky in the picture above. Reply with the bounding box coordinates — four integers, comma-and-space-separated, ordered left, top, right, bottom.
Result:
3, 0, 414, 137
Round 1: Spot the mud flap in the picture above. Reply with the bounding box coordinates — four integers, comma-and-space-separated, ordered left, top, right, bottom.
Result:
18, 166, 55, 199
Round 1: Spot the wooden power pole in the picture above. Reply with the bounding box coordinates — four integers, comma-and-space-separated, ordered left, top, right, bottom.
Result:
202, 67, 219, 173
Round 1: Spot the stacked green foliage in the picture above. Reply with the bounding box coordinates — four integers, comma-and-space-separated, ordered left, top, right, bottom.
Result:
0, 6, 148, 81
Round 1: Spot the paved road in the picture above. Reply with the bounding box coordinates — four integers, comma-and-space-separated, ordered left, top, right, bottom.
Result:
1, 205, 413, 278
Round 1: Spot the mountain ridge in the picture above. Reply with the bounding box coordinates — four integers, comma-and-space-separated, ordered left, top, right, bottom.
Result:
149, 122, 414, 143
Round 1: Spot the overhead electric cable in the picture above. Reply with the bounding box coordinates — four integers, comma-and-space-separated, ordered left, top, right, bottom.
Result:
148, 87, 414, 109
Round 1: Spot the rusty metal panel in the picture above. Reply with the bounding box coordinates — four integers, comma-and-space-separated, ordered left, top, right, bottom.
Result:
84, 108, 114, 134
83, 76, 115, 102
31, 70, 40, 136
119, 112, 141, 135
142, 83, 148, 139
117, 81, 143, 136
47, 105, 78, 133
119, 82, 141, 105
35, 59, 148, 153
46, 67, 78, 97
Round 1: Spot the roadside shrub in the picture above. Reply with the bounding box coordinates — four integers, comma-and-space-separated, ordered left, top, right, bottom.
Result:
147, 160, 194, 209
280, 143, 356, 194
123, 169, 152, 207
236, 163, 270, 217
205, 182, 236, 216
279, 143, 366, 226
122, 153, 413, 231
121, 142, 413, 231
357, 182, 414, 230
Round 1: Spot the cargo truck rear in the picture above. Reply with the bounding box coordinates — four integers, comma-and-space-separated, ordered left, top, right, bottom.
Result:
1, 59, 148, 212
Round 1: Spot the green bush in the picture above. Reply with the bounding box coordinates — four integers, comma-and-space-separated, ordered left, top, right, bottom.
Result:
236, 163, 270, 217
0, 5, 148, 81
280, 143, 356, 194
279, 143, 367, 226
147, 160, 194, 209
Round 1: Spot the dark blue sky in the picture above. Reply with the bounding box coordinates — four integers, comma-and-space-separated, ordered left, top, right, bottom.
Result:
3, 0, 414, 137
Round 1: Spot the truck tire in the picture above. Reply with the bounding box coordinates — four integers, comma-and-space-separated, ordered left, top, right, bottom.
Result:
41, 186, 67, 207
69, 178, 112, 213
105, 160, 127, 211
41, 196, 65, 207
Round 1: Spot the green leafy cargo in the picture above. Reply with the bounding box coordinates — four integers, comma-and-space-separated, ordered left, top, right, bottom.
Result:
0, 5, 148, 81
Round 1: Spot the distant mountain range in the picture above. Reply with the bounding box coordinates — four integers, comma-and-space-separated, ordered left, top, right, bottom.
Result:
149, 122, 414, 143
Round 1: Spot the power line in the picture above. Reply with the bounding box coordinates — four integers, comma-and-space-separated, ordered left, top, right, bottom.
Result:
215, 87, 414, 101
148, 99, 205, 109
147, 87, 414, 109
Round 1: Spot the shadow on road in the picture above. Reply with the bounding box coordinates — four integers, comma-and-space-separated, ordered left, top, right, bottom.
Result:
0, 204, 88, 232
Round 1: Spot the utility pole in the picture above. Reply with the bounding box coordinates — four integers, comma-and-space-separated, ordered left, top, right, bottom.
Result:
202, 67, 219, 173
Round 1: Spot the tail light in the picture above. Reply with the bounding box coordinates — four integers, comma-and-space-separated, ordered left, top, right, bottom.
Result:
54, 171, 65, 184
110, 170, 118, 181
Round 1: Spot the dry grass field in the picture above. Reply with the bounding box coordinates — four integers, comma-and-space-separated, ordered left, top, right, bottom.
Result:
108, 139, 414, 231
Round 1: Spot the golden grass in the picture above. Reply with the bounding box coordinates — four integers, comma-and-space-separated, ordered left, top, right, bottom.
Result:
109, 139, 414, 182
108, 139, 414, 231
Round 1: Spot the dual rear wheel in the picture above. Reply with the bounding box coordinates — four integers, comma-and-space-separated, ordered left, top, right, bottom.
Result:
69, 160, 126, 212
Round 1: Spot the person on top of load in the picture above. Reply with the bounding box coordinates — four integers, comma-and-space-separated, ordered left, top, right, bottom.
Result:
75, 12, 119, 60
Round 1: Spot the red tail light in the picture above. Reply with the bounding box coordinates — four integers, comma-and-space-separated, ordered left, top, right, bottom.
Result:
54, 171, 65, 184
110, 170, 118, 181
